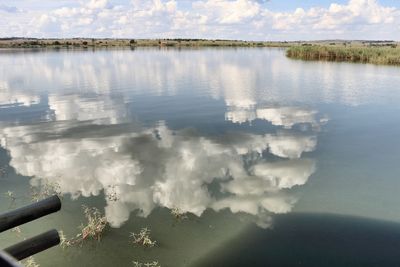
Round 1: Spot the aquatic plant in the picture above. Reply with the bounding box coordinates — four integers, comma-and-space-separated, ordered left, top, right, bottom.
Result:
30, 180, 61, 202
0, 165, 7, 178
4, 190, 16, 208
80, 205, 108, 241
132, 260, 160, 267
11, 226, 22, 237
170, 207, 188, 220
59, 205, 108, 248
22, 256, 40, 267
130, 228, 156, 247
59, 230, 72, 248
106, 185, 119, 202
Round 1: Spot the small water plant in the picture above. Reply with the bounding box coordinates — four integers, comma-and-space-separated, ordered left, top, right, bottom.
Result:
4, 190, 16, 208
22, 256, 40, 267
0, 165, 7, 178
60, 205, 108, 248
106, 185, 119, 202
11, 226, 22, 237
170, 207, 188, 220
132, 260, 160, 267
130, 228, 156, 247
80, 205, 108, 241
30, 180, 61, 202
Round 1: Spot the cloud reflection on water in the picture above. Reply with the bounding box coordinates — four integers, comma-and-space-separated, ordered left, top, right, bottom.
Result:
1, 110, 320, 228
0, 49, 331, 228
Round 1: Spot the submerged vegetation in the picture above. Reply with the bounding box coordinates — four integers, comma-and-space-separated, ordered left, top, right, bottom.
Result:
30, 180, 61, 202
4, 190, 16, 208
0, 165, 7, 178
170, 207, 188, 221
22, 257, 40, 267
130, 228, 157, 248
286, 45, 400, 65
60, 205, 108, 248
132, 260, 161, 267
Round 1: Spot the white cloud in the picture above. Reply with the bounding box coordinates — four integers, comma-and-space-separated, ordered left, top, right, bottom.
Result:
0, 0, 399, 40
193, 0, 261, 24
87, 0, 108, 10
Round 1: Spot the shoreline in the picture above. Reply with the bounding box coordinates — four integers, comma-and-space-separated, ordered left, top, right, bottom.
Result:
1, 38, 400, 66
0, 38, 291, 48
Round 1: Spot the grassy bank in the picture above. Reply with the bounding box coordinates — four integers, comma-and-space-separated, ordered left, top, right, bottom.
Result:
286, 45, 400, 65
0, 38, 291, 48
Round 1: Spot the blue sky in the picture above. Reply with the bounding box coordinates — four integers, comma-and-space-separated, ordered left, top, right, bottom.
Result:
1, 0, 399, 40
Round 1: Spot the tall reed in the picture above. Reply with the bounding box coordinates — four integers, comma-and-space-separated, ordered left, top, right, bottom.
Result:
286, 45, 400, 65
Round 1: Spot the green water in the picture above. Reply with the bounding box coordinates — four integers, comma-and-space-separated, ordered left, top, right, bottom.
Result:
0, 48, 400, 266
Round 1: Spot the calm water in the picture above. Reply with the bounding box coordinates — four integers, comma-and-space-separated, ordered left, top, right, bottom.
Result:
0, 48, 400, 267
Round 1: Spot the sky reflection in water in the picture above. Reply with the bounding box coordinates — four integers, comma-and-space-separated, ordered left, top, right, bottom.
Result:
0, 49, 332, 229
1, 48, 400, 266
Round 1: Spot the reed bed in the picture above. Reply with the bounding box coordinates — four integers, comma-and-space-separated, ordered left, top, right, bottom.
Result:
286, 45, 400, 65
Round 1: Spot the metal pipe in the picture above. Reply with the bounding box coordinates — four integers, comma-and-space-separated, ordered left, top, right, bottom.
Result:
0, 195, 61, 233
4, 229, 60, 261
0, 251, 22, 267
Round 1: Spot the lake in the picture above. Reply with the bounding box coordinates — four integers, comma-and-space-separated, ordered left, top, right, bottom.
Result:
1, 48, 400, 267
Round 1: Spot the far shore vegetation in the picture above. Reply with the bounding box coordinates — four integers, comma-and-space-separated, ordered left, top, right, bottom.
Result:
1, 38, 399, 65
0, 37, 289, 48
287, 43, 400, 65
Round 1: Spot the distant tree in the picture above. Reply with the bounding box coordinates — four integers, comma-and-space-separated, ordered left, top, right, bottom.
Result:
82, 41, 88, 46
53, 41, 61, 45
130, 39, 136, 45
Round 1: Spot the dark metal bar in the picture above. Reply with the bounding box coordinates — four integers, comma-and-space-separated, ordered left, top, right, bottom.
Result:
0, 251, 22, 267
4, 229, 60, 261
0, 195, 61, 233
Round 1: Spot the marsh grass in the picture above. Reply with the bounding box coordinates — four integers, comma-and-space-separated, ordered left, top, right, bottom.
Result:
286, 45, 400, 65
130, 228, 156, 248
60, 205, 108, 248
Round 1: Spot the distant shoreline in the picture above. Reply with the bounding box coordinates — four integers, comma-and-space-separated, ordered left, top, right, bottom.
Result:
0, 38, 398, 48
0, 38, 291, 48
1, 38, 399, 66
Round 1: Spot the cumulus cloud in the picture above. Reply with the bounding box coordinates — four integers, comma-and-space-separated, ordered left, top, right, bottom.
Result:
193, 0, 261, 24
0, 0, 399, 40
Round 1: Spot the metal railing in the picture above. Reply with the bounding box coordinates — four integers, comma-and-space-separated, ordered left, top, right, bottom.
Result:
0, 195, 61, 266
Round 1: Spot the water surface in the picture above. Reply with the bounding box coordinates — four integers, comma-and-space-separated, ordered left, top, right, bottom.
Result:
0, 48, 400, 266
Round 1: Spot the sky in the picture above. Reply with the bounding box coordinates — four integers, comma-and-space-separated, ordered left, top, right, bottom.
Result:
0, 0, 399, 41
